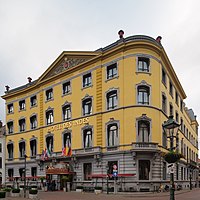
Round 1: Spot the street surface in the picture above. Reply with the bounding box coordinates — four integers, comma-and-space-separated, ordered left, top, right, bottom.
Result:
6, 188, 200, 200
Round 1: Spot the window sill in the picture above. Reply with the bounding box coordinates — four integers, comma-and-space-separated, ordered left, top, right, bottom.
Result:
30, 105, 37, 109
105, 75, 119, 82
62, 92, 72, 97
7, 158, 14, 161
82, 85, 93, 90
7, 112, 14, 115
106, 146, 118, 151
45, 98, 54, 103
136, 71, 151, 75
19, 109, 26, 112
107, 106, 118, 111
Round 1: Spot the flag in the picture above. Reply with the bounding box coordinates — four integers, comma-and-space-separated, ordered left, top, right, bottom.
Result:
61, 147, 66, 156
47, 140, 52, 157
41, 148, 48, 160
67, 147, 72, 157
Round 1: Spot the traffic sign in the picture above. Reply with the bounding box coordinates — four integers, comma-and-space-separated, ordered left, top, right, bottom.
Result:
167, 163, 175, 174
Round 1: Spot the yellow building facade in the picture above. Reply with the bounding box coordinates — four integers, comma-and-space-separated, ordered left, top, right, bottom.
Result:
2, 35, 199, 191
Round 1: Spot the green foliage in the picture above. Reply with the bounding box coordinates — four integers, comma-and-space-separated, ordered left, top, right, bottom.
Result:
164, 151, 183, 163
29, 189, 38, 195
61, 176, 70, 182
2, 188, 11, 192
76, 186, 83, 189
12, 188, 20, 193
0, 191, 6, 198
94, 186, 102, 190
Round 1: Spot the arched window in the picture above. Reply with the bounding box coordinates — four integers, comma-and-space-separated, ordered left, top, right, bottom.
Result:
138, 120, 150, 142
107, 123, 118, 146
82, 98, 92, 115
137, 86, 150, 105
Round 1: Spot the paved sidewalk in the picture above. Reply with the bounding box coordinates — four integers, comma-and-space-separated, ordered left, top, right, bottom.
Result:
5, 189, 194, 200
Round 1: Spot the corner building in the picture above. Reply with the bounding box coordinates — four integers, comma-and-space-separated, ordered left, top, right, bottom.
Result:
2, 35, 199, 191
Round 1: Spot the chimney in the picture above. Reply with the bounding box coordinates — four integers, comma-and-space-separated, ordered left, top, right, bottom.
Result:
5, 85, 10, 92
118, 30, 124, 39
28, 77, 32, 83
156, 36, 162, 43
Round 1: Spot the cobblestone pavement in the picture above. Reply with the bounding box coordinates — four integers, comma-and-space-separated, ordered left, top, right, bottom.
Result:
6, 188, 200, 200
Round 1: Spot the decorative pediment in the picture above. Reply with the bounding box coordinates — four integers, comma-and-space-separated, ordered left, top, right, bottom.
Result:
48, 57, 88, 78
38, 52, 99, 82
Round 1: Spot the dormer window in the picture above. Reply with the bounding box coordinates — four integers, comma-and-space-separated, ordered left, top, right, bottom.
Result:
46, 88, 53, 101
19, 100, 25, 110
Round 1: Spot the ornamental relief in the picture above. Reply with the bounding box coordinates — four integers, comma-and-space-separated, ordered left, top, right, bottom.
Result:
48, 57, 88, 77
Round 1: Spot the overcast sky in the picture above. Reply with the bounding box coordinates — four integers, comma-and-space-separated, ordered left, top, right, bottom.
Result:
0, 0, 200, 141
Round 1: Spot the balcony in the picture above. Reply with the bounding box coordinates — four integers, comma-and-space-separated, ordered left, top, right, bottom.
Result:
73, 146, 102, 156
131, 142, 159, 152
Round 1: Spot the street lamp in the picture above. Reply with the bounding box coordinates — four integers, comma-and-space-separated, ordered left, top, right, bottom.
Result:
24, 154, 27, 198
163, 116, 180, 200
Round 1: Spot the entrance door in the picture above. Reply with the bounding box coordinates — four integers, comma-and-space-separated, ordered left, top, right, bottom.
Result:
139, 160, 150, 180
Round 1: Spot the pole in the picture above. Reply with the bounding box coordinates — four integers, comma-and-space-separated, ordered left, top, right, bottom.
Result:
190, 170, 192, 190
24, 154, 27, 198
170, 135, 175, 200
107, 170, 109, 194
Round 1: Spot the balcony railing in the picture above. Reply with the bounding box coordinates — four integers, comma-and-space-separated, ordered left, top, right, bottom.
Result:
73, 146, 102, 156
132, 142, 158, 151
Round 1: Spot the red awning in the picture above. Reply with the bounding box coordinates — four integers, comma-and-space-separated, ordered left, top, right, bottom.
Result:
89, 173, 135, 178
46, 168, 75, 175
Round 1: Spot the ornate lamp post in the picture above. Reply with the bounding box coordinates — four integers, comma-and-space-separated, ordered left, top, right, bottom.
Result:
24, 154, 27, 198
163, 116, 180, 200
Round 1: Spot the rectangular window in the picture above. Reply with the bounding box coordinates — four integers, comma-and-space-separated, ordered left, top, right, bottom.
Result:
83, 129, 92, 148
83, 73, 92, 88
83, 163, 92, 180
163, 162, 167, 180
176, 112, 179, 123
7, 103, 14, 114
30, 115, 37, 129
62, 105, 71, 120
180, 99, 183, 112
30, 140, 37, 157
19, 100, 25, 110
19, 168, 25, 180
107, 91, 118, 110
107, 161, 118, 180
175, 91, 179, 106
83, 99, 92, 115
46, 88, 53, 101
19, 142, 26, 158
176, 165, 179, 180
7, 144, 13, 159
169, 81, 173, 96
30, 95, 37, 107
8, 169, 14, 178
138, 57, 150, 72
107, 63, 117, 79
46, 110, 53, 125
7, 121, 14, 134
19, 119, 26, 132
169, 104, 173, 116
162, 68, 166, 85
0, 158, 2, 168
162, 95, 167, 113
31, 167, 37, 180
63, 81, 71, 95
